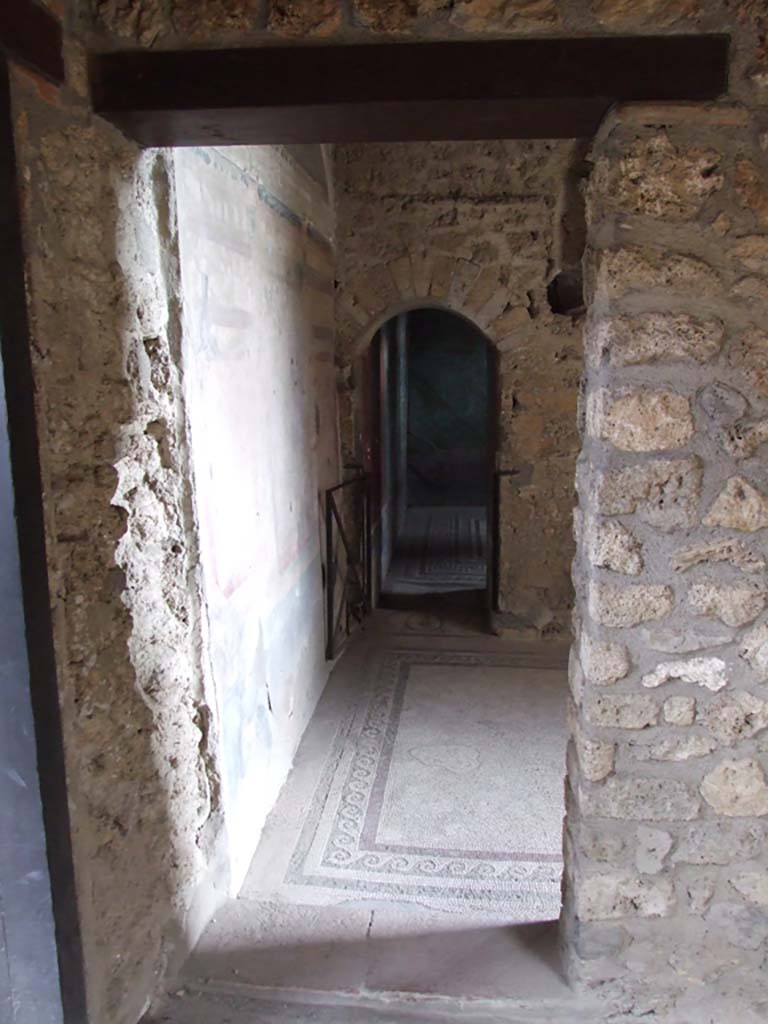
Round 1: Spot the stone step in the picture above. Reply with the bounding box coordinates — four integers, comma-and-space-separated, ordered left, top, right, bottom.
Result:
145, 983, 605, 1024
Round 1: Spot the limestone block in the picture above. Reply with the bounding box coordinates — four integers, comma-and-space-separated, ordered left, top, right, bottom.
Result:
577, 872, 675, 921
596, 457, 702, 531
410, 250, 435, 297
580, 634, 630, 686
705, 902, 768, 950
448, 258, 482, 307
95, 0, 169, 43
740, 621, 768, 681
170, 0, 261, 38
591, 0, 701, 28
635, 826, 673, 874
700, 758, 768, 816
569, 647, 585, 705
576, 824, 626, 864
588, 519, 643, 575
729, 326, 768, 397
622, 936, 675, 982
704, 477, 768, 533
586, 692, 659, 730
666, 950, 768, 1008
575, 923, 628, 960
594, 247, 721, 301
351, 263, 399, 316
697, 381, 748, 427
673, 820, 767, 864
450, 0, 560, 32
429, 253, 456, 299
268, 0, 342, 36
641, 656, 728, 692
595, 133, 722, 221
594, 389, 694, 452
598, 312, 723, 367
733, 276, 768, 304
352, 0, 445, 31
643, 625, 732, 654
337, 292, 369, 329
735, 160, 768, 230
730, 870, 768, 907
464, 264, 504, 315
664, 696, 696, 725
575, 727, 616, 782
387, 253, 413, 297
689, 580, 766, 628
718, 419, 768, 461
702, 691, 768, 746
475, 281, 511, 328
582, 776, 700, 821
489, 305, 530, 340
629, 732, 717, 762
685, 874, 717, 915
590, 582, 674, 628
731, 235, 768, 272
673, 538, 765, 574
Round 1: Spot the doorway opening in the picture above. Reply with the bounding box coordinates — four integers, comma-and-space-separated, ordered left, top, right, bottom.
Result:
373, 309, 494, 618
140, 141, 572, 1022
10, 14, 745, 1015
361, 308, 499, 637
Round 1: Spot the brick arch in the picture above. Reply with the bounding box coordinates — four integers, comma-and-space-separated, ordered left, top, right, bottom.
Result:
334, 258, 504, 622
335, 247, 532, 362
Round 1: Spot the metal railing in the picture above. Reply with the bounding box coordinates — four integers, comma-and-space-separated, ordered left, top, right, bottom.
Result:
325, 475, 371, 660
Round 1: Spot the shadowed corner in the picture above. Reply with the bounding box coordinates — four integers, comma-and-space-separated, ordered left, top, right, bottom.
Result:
144, 911, 577, 1023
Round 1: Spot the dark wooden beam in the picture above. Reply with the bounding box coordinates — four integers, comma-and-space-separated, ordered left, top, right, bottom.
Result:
0, 56, 87, 1021
89, 35, 729, 147
0, 0, 64, 85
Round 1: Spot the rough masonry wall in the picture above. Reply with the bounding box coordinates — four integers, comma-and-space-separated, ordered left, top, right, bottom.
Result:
174, 144, 338, 889
565, 103, 768, 1020
334, 141, 583, 633
27, 3, 768, 1022
12, 56, 226, 1024
83, 0, 765, 89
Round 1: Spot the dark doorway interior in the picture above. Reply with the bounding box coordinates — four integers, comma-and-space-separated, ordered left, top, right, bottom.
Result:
408, 309, 488, 508
375, 309, 492, 606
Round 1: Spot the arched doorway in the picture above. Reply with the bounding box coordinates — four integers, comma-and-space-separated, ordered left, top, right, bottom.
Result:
364, 307, 498, 626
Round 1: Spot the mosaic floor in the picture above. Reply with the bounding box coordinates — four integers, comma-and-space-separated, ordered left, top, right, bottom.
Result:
238, 618, 568, 922
161, 614, 575, 1022
382, 506, 487, 594
284, 649, 564, 917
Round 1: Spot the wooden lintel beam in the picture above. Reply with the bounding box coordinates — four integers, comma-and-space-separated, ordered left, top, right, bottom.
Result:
89, 35, 729, 147
0, 0, 64, 85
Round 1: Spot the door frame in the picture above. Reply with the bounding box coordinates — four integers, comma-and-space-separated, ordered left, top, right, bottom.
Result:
365, 306, 499, 624
0, 55, 87, 1023
486, 340, 501, 630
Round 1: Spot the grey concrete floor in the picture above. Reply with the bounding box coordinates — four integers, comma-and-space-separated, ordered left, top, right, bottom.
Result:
146, 607, 611, 1023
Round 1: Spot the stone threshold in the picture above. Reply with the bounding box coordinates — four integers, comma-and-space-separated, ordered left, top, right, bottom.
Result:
148, 979, 602, 1024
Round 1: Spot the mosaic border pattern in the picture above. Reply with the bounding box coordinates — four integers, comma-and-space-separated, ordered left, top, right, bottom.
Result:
286, 649, 565, 909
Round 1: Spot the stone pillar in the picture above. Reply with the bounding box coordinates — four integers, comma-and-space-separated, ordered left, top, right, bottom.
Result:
565, 103, 768, 1019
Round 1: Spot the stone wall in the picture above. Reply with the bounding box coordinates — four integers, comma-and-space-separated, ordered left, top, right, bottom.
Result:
11, 56, 227, 1024
334, 141, 583, 632
565, 102, 768, 1020
174, 143, 338, 890
82, 0, 766, 95
19, 3, 768, 1022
